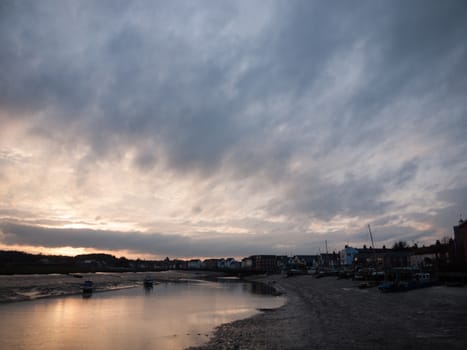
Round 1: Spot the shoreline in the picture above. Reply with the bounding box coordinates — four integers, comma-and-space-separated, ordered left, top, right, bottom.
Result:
189, 274, 467, 350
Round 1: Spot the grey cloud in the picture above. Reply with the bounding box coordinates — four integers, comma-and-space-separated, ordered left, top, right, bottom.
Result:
403, 186, 467, 237
438, 187, 467, 209
433, 186, 467, 230
133, 150, 158, 171
350, 1, 467, 112
266, 173, 392, 221
393, 160, 419, 186
262, 156, 419, 224
1, 0, 466, 174
351, 225, 433, 247
0, 221, 300, 257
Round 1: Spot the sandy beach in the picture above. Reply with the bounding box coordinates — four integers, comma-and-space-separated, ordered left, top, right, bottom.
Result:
190, 274, 467, 350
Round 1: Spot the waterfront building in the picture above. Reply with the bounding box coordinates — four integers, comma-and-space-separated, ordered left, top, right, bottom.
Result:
202, 259, 219, 270
339, 246, 359, 266
249, 255, 278, 273
292, 255, 320, 269
169, 259, 187, 270
354, 248, 410, 270
187, 259, 202, 269
225, 258, 241, 270
319, 252, 340, 268
454, 219, 467, 264
241, 257, 253, 270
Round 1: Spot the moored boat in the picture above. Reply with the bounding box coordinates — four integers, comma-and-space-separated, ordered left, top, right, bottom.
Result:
143, 276, 154, 288
378, 268, 436, 292
82, 280, 93, 294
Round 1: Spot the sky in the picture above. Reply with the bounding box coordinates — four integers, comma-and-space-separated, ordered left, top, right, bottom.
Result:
1, 0, 466, 260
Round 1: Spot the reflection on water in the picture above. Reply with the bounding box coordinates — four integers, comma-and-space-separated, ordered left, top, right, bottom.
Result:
0, 280, 285, 350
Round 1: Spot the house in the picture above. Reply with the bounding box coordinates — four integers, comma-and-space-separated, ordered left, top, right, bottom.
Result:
319, 252, 340, 268
354, 248, 411, 270
187, 259, 202, 270
225, 258, 241, 270
169, 259, 187, 270
410, 249, 437, 271
454, 219, 467, 264
292, 255, 320, 269
241, 257, 253, 270
217, 259, 226, 270
202, 259, 219, 270
276, 255, 289, 270
339, 246, 359, 266
249, 255, 278, 273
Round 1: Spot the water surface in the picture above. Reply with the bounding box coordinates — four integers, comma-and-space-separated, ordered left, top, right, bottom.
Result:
0, 279, 285, 349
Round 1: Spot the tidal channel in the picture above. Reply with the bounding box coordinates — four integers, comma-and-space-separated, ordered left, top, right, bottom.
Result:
0, 278, 285, 349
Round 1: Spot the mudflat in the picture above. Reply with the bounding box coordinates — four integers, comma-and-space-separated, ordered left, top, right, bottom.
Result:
190, 274, 467, 350
0, 270, 223, 302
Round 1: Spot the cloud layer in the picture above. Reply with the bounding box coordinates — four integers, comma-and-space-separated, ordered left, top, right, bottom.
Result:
1, 0, 466, 258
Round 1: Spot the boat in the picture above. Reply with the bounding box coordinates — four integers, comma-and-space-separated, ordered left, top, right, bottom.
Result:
358, 280, 379, 289
143, 276, 154, 288
285, 268, 308, 277
378, 268, 436, 292
82, 280, 94, 294
315, 268, 338, 278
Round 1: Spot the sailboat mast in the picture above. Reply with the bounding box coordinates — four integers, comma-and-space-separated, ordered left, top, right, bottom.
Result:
368, 224, 375, 248
325, 240, 329, 267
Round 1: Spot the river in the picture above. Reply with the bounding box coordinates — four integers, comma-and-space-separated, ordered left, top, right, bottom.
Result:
0, 277, 285, 349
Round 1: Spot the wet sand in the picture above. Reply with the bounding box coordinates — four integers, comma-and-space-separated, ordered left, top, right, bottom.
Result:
190, 274, 467, 350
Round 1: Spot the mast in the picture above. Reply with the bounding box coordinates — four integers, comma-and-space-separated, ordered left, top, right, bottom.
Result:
368, 224, 375, 248
325, 240, 329, 267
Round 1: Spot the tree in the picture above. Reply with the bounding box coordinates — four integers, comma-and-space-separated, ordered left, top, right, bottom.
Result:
392, 241, 408, 250
441, 236, 451, 244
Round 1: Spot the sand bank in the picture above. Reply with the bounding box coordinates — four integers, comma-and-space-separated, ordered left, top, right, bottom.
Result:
0, 270, 223, 302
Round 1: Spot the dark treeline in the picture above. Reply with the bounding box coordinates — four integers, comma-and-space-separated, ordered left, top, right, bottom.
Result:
0, 250, 163, 274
